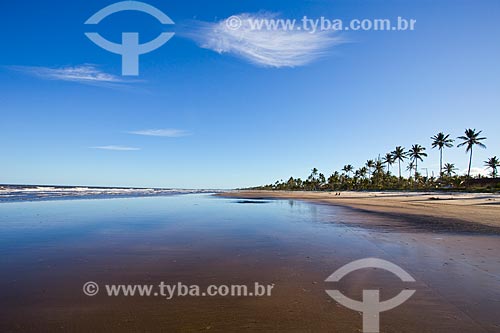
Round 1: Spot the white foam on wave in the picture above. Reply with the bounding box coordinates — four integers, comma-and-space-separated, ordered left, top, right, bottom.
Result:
0, 186, 220, 201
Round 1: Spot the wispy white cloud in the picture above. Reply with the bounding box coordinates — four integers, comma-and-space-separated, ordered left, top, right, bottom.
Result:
128, 129, 191, 137
179, 13, 343, 67
8, 65, 129, 84
90, 145, 140, 151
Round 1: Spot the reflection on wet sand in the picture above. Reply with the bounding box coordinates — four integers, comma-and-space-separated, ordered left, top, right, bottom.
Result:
0, 194, 499, 332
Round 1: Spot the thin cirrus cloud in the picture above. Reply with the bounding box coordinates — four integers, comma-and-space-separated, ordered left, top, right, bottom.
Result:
128, 129, 191, 137
89, 129, 190, 152
179, 13, 343, 68
8, 65, 130, 85
90, 145, 140, 151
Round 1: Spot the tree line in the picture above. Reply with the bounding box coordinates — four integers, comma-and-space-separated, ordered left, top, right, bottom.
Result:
253, 129, 500, 192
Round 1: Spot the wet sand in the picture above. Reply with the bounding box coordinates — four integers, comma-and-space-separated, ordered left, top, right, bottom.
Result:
1, 194, 499, 332
220, 190, 500, 229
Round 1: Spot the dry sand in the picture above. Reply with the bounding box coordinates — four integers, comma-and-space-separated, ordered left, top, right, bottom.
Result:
219, 191, 500, 230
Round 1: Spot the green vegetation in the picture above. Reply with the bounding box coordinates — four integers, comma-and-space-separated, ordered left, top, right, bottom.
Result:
253, 129, 499, 192
484, 156, 499, 178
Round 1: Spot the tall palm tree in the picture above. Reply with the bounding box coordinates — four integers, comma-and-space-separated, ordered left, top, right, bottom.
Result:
366, 160, 375, 179
443, 163, 457, 177
382, 153, 394, 174
408, 144, 427, 178
484, 156, 500, 178
391, 146, 407, 179
457, 129, 487, 178
342, 164, 354, 177
309, 168, 318, 180
431, 132, 454, 177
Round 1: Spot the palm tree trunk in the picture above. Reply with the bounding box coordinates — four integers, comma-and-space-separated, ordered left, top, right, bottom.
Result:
467, 148, 473, 178
398, 160, 401, 179
439, 148, 443, 178
415, 159, 418, 179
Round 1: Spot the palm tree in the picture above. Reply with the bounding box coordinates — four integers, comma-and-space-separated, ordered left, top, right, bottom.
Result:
318, 173, 326, 185
309, 168, 318, 180
374, 160, 385, 175
372, 160, 384, 186
307, 168, 319, 190
391, 146, 407, 179
342, 164, 354, 177
366, 160, 375, 179
408, 144, 427, 178
484, 156, 500, 178
382, 153, 394, 174
457, 129, 487, 178
431, 132, 454, 177
442, 163, 457, 177
328, 172, 340, 190
358, 166, 368, 179
406, 161, 415, 178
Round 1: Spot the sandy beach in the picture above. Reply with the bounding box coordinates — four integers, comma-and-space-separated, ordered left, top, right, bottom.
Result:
219, 191, 500, 230
1, 194, 500, 332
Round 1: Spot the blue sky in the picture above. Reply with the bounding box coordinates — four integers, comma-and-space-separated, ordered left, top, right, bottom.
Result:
1, 0, 499, 189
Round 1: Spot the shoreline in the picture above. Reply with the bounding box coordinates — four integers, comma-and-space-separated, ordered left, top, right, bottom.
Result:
218, 190, 500, 231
